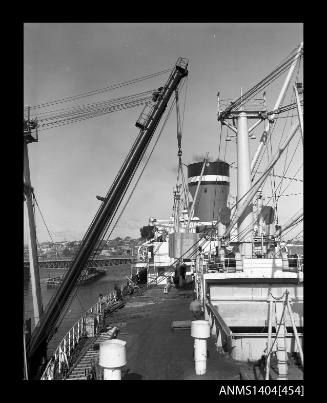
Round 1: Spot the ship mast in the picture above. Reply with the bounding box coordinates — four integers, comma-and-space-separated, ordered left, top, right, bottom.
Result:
24, 107, 43, 326
218, 96, 264, 257
217, 43, 303, 257
251, 42, 303, 174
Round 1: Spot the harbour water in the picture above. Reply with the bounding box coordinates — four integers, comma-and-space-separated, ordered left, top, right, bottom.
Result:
24, 263, 131, 356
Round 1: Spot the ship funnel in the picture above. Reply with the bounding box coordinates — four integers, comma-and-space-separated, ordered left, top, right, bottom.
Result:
187, 160, 230, 222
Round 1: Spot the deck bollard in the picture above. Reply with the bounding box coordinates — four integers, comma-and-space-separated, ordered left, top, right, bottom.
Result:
191, 320, 210, 375
99, 339, 126, 380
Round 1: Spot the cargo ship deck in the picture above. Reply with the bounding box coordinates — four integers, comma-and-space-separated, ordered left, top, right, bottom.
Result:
66, 284, 302, 380
67, 285, 241, 380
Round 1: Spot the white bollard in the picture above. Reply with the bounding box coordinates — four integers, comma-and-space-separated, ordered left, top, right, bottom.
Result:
103, 367, 123, 380
191, 320, 210, 375
99, 339, 126, 380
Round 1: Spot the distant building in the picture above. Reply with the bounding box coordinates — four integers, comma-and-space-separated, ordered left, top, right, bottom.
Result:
100, 250, 111, 256
121, 245, 132, 254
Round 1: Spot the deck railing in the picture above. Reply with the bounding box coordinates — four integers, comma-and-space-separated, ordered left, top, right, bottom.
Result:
205, 300, 233, 353
40, 290, 116, 380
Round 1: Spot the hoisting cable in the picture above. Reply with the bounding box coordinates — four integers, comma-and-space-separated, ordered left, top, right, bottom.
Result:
103, 93, 179, 243
86, 77, 189, 266
90, 95, 179, 258
171, 84, 190, 221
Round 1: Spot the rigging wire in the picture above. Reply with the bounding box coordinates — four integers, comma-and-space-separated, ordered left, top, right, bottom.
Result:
180, 75, 189, 132
266, 127, 279, 225
227, 155, 302, 240
218, 46, 303, 121
33, 193, 55, 245
251, 98, 297, 181
247, 54, 302, 180
288, 228, 303, 243
280, 217, 303, 240
275, 89, 297, 193
266, 84, 301, 223
26, 68, 172, 110
34, 90, 155, 118
231, 171, 303, 243
252, 171, 303, 183
37, 95, 153, 132
277, 164, 303, 201
275, 133, 302, 199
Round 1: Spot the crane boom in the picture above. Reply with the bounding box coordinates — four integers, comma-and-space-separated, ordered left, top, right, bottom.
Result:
27, 58, 188, 378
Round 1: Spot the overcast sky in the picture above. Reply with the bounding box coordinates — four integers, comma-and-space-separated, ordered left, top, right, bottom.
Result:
24, 23, 303, 243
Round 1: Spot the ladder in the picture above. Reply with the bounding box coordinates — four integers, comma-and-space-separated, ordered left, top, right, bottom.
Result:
265, 291, 289, 380
275, 300, 288, 380
265, 290, 303, 380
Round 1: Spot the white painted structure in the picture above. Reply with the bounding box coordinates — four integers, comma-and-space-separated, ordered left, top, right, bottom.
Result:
201, 258, 303, 362
99, 339, 127, 380
191, 320, 210, 375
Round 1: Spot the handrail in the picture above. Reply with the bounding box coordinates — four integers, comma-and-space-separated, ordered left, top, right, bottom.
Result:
40, 289, 116, 380
205, 300, 233, 352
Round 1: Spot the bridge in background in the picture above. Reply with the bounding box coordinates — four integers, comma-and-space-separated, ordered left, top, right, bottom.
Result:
23, 256, 133, 269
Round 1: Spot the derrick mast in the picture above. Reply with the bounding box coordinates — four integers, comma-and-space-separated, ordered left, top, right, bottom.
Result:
27, 58, 188, 379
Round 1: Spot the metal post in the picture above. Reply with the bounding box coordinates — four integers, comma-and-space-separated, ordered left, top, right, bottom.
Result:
68, 331, 71, 356
265, 297, 273, 380
23, 326, 29, 380
200, 253, 205, 307
286, 299, 303, 366
58, 346, 62, 373
293, 84, 303, 144
72, 325, 75, 348
24, 142, 43, 325
236, 112, 253, 257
